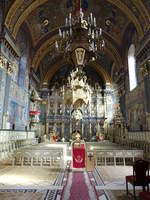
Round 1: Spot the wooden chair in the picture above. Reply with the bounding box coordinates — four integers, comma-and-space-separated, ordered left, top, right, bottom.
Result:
126, 159, 149, 199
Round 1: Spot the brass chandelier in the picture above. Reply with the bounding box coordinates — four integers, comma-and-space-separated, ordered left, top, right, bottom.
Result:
55, 5, 105, 57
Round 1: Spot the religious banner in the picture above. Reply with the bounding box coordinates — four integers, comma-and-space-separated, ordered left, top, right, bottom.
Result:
72, 143, 85, 168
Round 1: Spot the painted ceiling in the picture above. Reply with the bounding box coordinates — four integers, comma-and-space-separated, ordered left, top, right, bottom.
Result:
4, 0, 150, 85
25, 0, 129, 45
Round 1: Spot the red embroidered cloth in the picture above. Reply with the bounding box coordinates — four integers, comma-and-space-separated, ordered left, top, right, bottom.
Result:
72, 144, 85, 168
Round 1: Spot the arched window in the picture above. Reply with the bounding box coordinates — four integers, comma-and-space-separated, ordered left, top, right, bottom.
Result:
128, 44, 137, 91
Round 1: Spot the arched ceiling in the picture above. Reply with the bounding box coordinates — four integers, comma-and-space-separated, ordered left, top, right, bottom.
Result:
5, 0, 150, 43
4, 0, 150, 87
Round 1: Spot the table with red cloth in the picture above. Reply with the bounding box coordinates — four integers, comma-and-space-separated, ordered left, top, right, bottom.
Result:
72, 143, 85, 168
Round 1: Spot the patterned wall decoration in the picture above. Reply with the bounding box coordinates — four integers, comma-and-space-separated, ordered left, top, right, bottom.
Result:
7, 28, 29, 130
125, 81, 146, 130
16, 28, 28, 89
0, 68, 5, 128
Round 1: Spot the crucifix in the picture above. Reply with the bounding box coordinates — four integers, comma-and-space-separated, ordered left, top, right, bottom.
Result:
88, 152, 94, 161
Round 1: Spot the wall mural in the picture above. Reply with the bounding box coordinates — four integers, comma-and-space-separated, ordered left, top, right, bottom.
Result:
0, 68, 5, 128
126, 82, 146, 131
17, 28, 28, 89
7, 28, 29, 130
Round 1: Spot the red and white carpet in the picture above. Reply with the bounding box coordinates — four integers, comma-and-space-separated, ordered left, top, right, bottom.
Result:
61, 170, 98, 200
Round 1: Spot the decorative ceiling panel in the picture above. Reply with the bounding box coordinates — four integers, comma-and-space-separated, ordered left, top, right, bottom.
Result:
25, 0, 129, 45
26, 0, 66, 45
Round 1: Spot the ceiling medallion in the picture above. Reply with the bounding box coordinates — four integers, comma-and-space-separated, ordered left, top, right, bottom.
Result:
55, 3, 105, 59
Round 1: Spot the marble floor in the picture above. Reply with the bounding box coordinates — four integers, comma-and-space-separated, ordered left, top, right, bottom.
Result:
0, 192, 44, 200
0, 165, 145, 199
0, 166, 59, 189
97, 166, 133, 185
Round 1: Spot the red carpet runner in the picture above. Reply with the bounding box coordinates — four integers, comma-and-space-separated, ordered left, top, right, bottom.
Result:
61, 169, 98, 200
70, 172, 90, 200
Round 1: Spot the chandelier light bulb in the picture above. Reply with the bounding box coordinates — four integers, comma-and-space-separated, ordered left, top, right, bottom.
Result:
94, 17, 96, 27
88, 27, 91, 35
66, 18, 68, 26
96, 30, 98, 39
99, 28, 102, 36
55, 41, 58, 49
70, 27, 72, 36
69, 13, 72, 20
59, 28, 62, 37
63, 30, 65, 39
90, 13, 93, 21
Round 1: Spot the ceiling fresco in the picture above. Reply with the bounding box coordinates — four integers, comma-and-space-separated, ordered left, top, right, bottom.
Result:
26, 0, 66, 45
4, 0, 150, 85
5, 0, 150, 42
41, 49, 59, 77
25, 0, 129, 45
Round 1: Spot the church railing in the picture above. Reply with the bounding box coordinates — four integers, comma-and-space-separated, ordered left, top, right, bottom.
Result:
95, 149, 143, 166
0, 130, 37, 161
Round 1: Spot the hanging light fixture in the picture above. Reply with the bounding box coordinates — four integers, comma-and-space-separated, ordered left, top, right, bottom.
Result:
55, 1, 105, 57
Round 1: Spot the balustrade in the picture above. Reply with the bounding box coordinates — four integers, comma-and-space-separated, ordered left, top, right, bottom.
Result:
95, 149, 143, 166
0, 130, 37, 160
